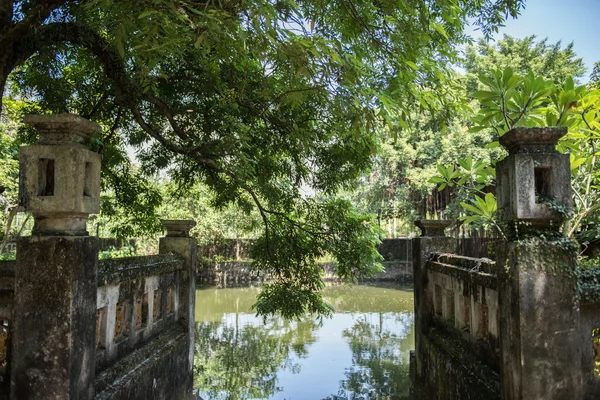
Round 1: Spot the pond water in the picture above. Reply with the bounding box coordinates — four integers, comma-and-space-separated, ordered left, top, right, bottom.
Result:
194, 283, 415, 400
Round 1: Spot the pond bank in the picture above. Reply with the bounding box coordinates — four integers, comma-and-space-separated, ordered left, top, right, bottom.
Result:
197, 238, 413, 286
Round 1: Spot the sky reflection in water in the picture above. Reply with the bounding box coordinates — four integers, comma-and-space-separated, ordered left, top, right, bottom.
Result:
194, 283, 414, 400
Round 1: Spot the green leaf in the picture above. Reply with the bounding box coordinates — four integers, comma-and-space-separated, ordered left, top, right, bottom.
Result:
433, 23, 448, 39
405, 61, 418, 70
194, 31, 207, 49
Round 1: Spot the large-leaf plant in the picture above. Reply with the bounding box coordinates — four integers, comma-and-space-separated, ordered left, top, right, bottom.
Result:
430, 68, 600, 242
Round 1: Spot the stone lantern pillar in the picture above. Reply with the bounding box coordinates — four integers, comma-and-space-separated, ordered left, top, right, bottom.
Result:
411, 219, 455, 399
11, 114, 100, 399
496, 127, 582, 400
158, 220, 197, 393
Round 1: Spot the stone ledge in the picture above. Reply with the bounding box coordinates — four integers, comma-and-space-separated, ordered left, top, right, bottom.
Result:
94, 324, 187, 399
98, 254, 184, 286
435, 253, 496, 274
428, 257, 497, 290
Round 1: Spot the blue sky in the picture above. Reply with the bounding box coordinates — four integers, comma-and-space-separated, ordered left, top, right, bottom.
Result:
467, 0, 600, 81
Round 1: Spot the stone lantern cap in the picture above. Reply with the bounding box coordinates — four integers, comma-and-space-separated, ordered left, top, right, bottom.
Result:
24, 114, 100, 147
415, 219, 452, 237
499, 126, 567, 154
161, 220, 197, 237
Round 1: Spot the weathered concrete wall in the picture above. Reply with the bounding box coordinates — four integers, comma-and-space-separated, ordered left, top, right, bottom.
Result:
12, 236, 98, 400
322, 261, 413, 282
580, 302, 600, 400
200, 238, 412, 262
197, 261, 266, 286
577, 267, 600, 400
0, 261, 14, 318
95, 326, 189, 400
198, 238, 413, 285
379, 238, 412, 262
496, 240, 582, 400
198, 260, 413, 286
0, 261, 15, 398
417, 331, 500, 400
412, 236, 501, 400
199, 239, 256, 261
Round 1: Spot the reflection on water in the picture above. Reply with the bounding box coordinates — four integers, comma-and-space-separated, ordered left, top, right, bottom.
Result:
194, 283, 414, 399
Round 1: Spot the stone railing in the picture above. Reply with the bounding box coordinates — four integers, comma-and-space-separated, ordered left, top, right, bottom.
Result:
2, 249, 196, 400
93, 220, 197, 399
0, 261, 14, 396
426, 254, 500, 368
579, 267, 600, 397
4, 115, 197, 399
95, 255, 184, 372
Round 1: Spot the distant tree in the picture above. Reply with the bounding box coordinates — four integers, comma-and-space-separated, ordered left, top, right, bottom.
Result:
0, 100, 32, 254
464, 35, 586, 93
590, 61, 600, 89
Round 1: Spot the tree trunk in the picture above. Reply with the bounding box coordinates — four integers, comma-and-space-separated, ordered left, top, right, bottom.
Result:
0, 52, 10, 117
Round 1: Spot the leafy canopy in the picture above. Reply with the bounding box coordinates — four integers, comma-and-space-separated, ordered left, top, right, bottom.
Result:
1, 0, 523, 318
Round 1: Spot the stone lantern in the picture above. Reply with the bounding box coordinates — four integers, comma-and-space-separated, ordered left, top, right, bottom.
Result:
161, 219, 197, 237
19, 114, 101, 235
414, 219, 453, 237
496, 126, 572, 231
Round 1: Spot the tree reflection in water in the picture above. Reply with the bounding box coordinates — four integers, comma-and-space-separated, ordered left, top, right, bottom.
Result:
193, 284, 414, 400
326, 313, 413, 400
194, 317, 319, 399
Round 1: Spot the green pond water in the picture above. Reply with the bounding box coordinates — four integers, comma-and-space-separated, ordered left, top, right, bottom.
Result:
194, 283, 415, 400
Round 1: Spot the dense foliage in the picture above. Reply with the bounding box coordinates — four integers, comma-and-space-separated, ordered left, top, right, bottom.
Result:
348, 35, 587, 235
0, 0, 524, 317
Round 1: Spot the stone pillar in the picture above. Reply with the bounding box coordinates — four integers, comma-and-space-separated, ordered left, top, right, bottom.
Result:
496, 127, 582, 400
158, 220, 197, 389
411, 219, 455, 399
11, 114, 101, 399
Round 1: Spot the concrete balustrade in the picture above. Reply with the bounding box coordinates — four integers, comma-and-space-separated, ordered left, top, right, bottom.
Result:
427, 254, 499, 352
2, 114, 196, 400
411, 126, 596, 400
95, 254, 183, 371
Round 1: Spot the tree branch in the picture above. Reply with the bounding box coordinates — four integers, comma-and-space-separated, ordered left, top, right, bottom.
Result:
0, 0, 69, 48
83, 91, 110, 119
0, 0, 14, 31
273, 85, 326, 103
7, 21, 219, 170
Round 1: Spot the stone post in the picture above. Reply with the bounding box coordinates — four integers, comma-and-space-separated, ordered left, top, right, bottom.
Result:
158, 220, 197, 390
411, 219, 455, 399
496, 127, 582, 400
11, 114, 101, 399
